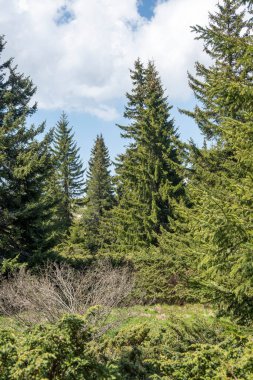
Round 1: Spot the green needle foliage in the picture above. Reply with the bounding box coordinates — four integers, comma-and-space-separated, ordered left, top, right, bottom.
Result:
0, 315, 117, 379
1, 310, 253, 380
0, 36, 56, 261
103, 60, 185, 252
183, 0, 251, 139
52, 112, 85, 235
82, 135, 114, 252
183, 0, 253, 321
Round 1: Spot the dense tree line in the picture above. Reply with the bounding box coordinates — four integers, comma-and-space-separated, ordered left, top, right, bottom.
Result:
0, 0, 253, 324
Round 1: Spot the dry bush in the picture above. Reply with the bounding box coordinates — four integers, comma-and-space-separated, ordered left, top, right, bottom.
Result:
0, 261, 133, 324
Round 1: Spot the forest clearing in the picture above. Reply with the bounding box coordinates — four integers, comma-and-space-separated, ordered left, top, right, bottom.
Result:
0, 0, 253, 378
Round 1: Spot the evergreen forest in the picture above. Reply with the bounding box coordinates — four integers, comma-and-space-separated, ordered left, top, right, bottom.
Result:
0, 1, 253, 378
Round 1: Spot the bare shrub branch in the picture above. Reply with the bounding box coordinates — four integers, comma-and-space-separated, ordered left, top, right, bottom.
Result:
0, 260, 134, 325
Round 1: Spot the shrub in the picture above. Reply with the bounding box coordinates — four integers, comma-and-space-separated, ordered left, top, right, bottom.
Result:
0, 261, 133, 324
0, 310, 253, 379
102, 316, 253, 379
0, 315, 118, 380
0, 330, 18, 379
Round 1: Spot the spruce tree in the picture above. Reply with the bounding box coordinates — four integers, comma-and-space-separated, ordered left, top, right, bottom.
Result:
52, 112, 85, 234
0, 36, 55, 261
103, 60, 185, 251
184, 0, 253, 320
82, 135, 114, 252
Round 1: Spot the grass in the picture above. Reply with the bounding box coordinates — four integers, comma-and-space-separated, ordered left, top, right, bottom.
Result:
1, 303, 252, 338
0, 315, 21, 331
104, 303, 246, 338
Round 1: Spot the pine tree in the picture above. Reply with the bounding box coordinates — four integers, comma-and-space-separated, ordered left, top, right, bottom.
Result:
82, 135, 114, 252
103, 60, 185, 251
52, 112, 85, 234
0, 36, 55, 261
184, 0, 253, 320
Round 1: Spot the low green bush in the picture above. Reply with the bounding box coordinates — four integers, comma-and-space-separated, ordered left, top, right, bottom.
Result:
0, 315, 118, 380
101, 315, 253, 379
1, 310, 253, 379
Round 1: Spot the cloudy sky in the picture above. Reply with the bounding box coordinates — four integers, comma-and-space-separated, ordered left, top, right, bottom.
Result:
0, 0, 218, 166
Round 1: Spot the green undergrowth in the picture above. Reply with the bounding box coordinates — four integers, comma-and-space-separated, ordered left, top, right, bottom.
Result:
100, 305, 253, 379
1, 305, 253, 379
106, 304, 214, 335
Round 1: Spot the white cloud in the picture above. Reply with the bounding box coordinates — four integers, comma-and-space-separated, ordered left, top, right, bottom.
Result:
0, 0, 217, 120
85, 104, 120, 121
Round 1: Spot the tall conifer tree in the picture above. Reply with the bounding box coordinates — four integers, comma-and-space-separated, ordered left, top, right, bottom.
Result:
82, 135, 114, 252
104, 60, 185, 251
0, 36, 55, 260
184, 0, 253, 320
52, 112, 85, 234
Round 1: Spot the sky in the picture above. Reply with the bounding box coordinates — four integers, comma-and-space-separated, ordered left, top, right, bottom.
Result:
0, 0, 218, 168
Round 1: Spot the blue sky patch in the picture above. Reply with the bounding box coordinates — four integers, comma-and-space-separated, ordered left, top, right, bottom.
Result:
138, 0, 158, 20
55, 5, 75, 26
